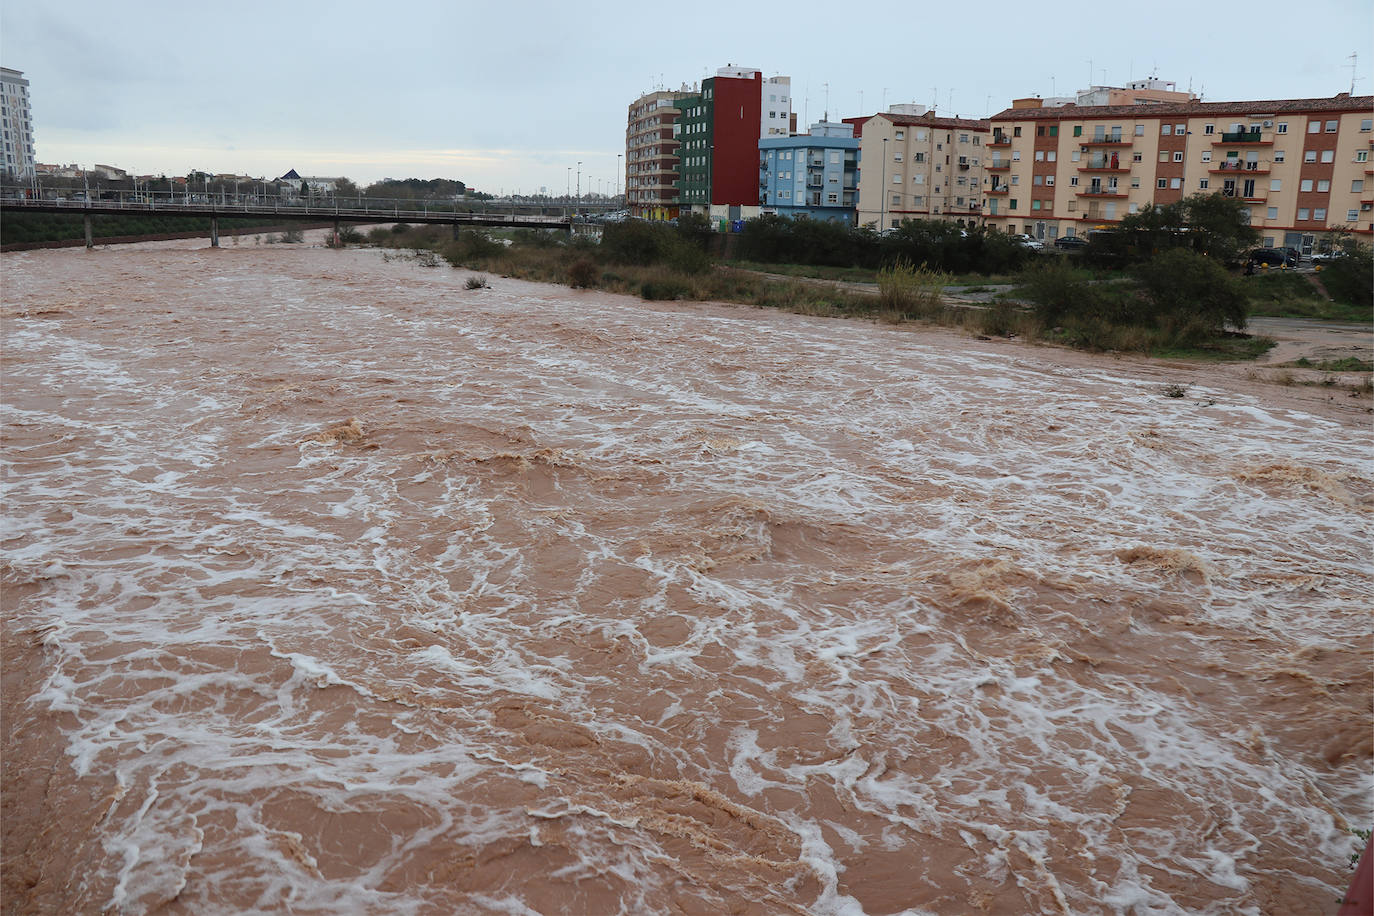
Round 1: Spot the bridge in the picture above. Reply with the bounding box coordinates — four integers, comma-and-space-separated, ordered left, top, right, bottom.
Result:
0, 195, 603, 248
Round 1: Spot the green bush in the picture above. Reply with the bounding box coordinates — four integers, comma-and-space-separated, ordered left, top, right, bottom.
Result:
1320, 241, 1373, 309
1020, 260, 1103, 326
640, 279, 690, 300
1133, 248, 1248, 333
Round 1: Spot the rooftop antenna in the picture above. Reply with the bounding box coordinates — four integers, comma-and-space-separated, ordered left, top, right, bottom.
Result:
1051, 75, 1056, 97
948, 88, 954, 114
823, 82, 829, 120
1350, 51, 1362, 94
882, 87, 889, 111
931, 86, 937, 112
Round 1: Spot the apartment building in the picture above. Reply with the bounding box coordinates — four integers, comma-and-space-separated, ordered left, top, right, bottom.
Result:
1, 67, 36, 180
759, 121, 859, 223
846, 107, 990, 229
678, 66, 792, 222
983, 92, 1373, 252
626, 88, 692, 221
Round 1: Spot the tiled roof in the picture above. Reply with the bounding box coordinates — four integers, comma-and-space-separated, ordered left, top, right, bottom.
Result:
855, 112, 990, 131
991, 94, 1373, 121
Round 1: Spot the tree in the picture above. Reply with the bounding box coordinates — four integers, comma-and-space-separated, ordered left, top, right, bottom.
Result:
1133, 247, 1249, 336
1178, 193, 1259, 264
300, 179, 310, 200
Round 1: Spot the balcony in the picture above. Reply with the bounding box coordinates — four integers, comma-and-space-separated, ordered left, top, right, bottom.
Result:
989, 135, 1012, 147
1076, 188, 1128, 198
1080, 137, 1130, 147
1214, 131, 1270, 145
1210, 162, 1269, 174
987, 161, 1010, 171
987, 186, 1009, 195
1077, 164, 1130, 173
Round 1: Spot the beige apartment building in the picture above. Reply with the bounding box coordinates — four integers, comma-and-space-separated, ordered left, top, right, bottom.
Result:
846, 107, 990, 230
626, 89, 691, 221
983, 92, 1373, 252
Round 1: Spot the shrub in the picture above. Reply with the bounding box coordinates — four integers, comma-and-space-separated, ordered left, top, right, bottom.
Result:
567, 258, 599, 288
391, 223, 411, 234
1020, 260, 1101, 326
465, 275, 489, 289
1320, 241, 1373, 309
1133, 248, 1248, 333
601, 220, 669, 265
278, 227, 304, 243
640, 278, 690, 301
876, 259, 947, 317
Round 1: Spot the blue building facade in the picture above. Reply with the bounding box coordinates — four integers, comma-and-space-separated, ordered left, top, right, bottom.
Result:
758, 122, 860, 223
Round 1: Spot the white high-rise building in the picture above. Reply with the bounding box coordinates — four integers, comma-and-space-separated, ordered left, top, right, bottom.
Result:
1, 67, 36, 180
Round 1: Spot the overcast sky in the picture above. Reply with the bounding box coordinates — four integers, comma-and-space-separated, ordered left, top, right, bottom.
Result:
3, 0, 1370, 195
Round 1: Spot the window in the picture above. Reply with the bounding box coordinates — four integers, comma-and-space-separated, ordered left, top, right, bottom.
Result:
1046, 176, 1055, 187
1298, 208, 1310, 220
1173, 151, 1184, 162
1159, 151, 1169, 163
1032, 199, 1041, 210
1074, 125, 1082, 137
1013, 126, 1022, 137
1350, 209, 1361, 221
1067, 200, 1077, 212
1037, 125, 1045, 136
1201, 151, 1212, 162
1204, 124, 1215, 135
1009, 198, 1018, 209
1033, 175, 1043, 185
1325, 120, 1338, 133
1321, 150, 1335, 163
1274, 150, 1285, 163
1270, 179, 1282, 191
1010, 175, 1019, 185
1012, 151, 1021, 161
913, 152, 924, 162
1362, 119, 1373, 132
1308, 120, 1321, 133
891, 194, 901, 206
1161, 124, 1172, 135
1317, 179, 1330, 192
1170, 178, 1181, 189
1135, 124, 1145, 136
1267, 207, 1278, 219
1034, 150, 1044, 161
1276, 122, 1288, 134
1047, 151, 1056, 162
1049, 126, 1058, 137
892, 174, 902, 183
1313, 208, 1327, 220
1131, 177, 1140, 188
1071, 149, 1082, 161
1359, 151, 1370, 163
1157, 178, 1168, 189
1301, 179, 1314, 192
1198, 178, 1209, 189
1128, 202, 1139, 214
1132, 152, 1143, 162
1304, 150, 1317, 163
1354, 179, 1365, 192
913, 174, 924, 184
1175, 123, 1185, 134
893, 152, 903, 161
1069, 176, 1079, 187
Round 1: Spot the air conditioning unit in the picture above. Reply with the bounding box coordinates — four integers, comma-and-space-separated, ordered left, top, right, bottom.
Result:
1262, 120, 1274, 128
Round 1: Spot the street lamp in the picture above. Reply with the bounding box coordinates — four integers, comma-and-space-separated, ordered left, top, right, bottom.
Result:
576, 161, 581, 211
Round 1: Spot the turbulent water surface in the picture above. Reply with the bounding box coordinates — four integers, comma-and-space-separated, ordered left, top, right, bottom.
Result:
2, 238, 1371, 915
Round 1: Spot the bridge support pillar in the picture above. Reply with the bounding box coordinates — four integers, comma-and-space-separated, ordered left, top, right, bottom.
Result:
210, 217, 219, 248
84, 214, 93, 249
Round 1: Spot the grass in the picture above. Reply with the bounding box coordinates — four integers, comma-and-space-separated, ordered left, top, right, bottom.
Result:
1242, 271, 1373, 323
725, 259, 881, 284
1285, 356, 1373, 372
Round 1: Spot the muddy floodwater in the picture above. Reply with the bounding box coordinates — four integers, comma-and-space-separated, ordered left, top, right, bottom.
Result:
3, 237, 1371, 915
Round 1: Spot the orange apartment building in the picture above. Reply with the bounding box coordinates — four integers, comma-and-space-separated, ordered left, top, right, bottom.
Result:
983, 92, 1373, 253
626, 89, 691, 221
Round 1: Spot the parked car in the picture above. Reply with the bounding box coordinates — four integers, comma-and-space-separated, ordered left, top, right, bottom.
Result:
1054, 235, 1089, 250
1249, 247, 1299, 267
1013, 234, 1045, 251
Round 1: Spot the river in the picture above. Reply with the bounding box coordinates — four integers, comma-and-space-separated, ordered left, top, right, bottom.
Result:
3, 236, 1371, 915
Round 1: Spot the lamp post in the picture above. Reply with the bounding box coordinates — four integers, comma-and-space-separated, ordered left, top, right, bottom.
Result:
576, 161, 581, 212
616, 153, 622, 199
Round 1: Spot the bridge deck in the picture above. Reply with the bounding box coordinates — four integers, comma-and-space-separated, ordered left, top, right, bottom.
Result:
0, 198, 574, 230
